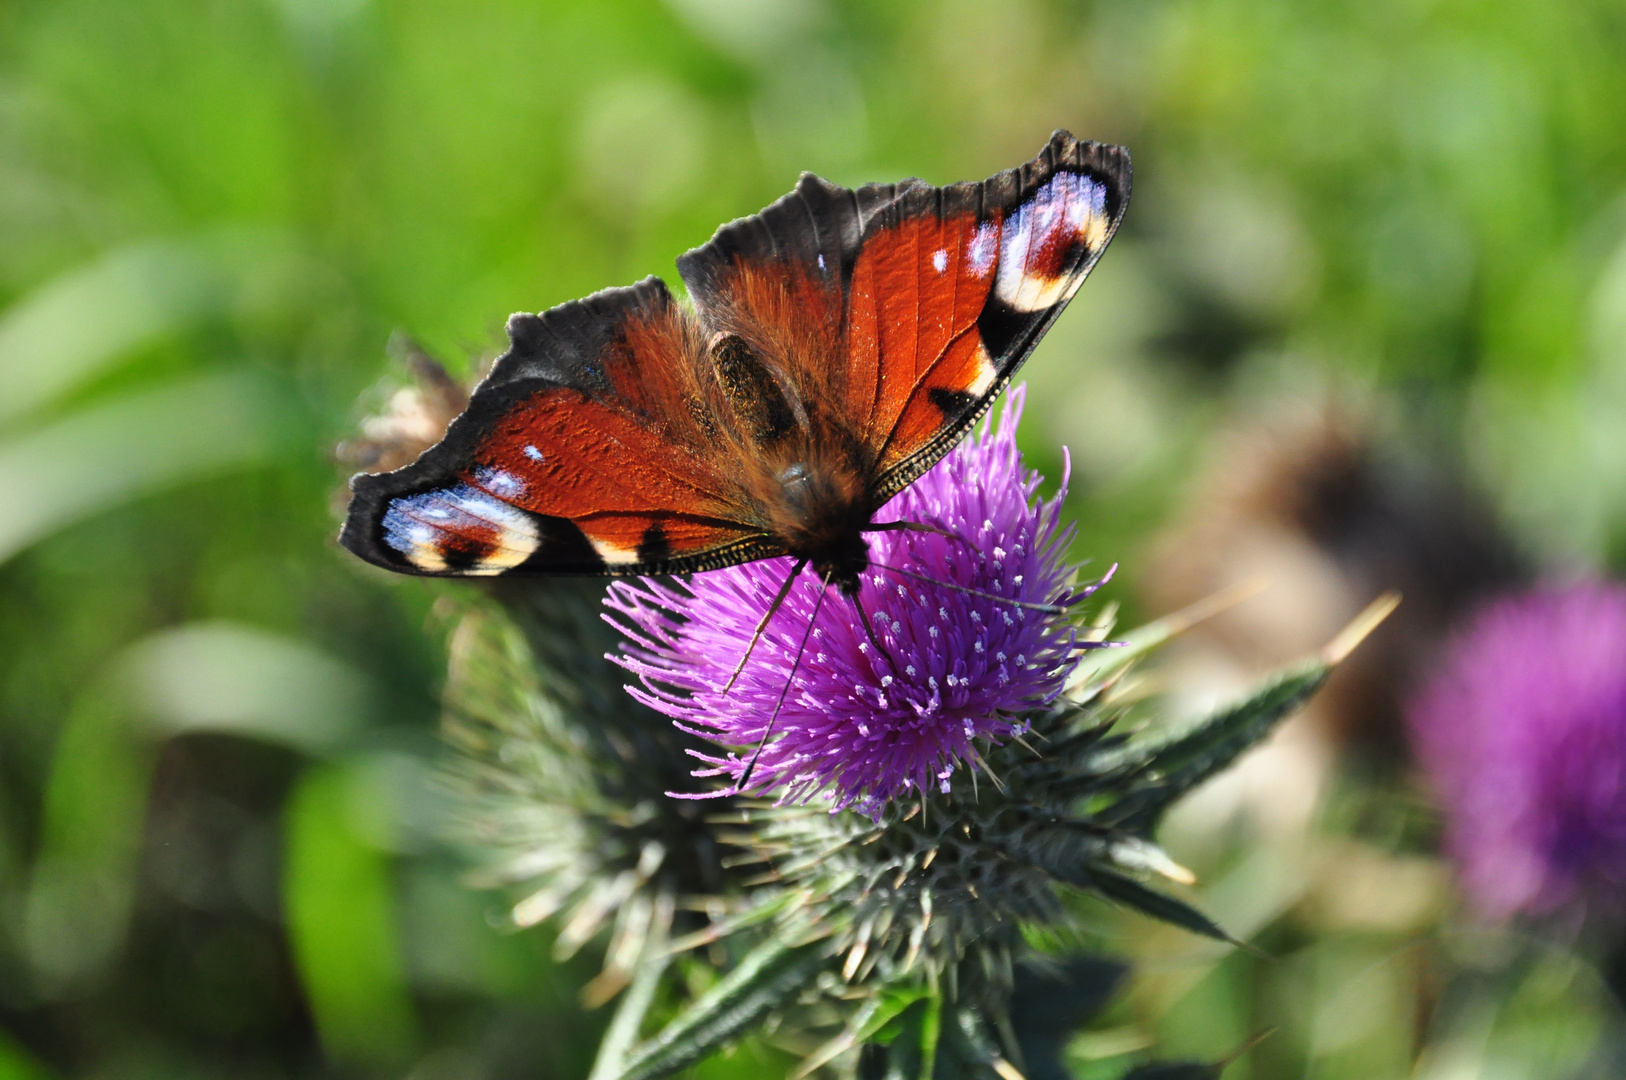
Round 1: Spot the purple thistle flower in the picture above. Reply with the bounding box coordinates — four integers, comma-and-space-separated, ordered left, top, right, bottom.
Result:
1407, 582, 1626, 922
606, 388, 1105, 813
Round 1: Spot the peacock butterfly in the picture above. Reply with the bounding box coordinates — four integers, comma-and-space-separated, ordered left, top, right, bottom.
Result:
340, 130, 1130, 596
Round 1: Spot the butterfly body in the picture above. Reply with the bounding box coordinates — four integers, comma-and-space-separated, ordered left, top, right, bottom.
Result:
764, 455, 873, 595
341, 132, 1130, 587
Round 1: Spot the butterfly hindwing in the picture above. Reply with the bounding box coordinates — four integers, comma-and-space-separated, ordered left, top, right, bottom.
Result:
341, 278, 776, 577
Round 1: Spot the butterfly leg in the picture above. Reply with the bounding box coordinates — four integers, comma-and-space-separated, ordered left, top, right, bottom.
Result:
722, 558, 809, 694
735, 570, 833, 795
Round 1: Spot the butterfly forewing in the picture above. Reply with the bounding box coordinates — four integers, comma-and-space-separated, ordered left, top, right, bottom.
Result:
856, 135, 1130, 498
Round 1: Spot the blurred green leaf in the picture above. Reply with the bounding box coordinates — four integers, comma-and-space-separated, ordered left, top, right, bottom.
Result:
119, 620, 371, 754
17, 621, 371, 1003
1011, 956, 1132, 1080
1119, 1063, 1220, 1080
588, 941, 673, 1080
799, 983, 934, 1078
283, 761, 418, 1068
0, 231, 313, 426
857, 995, 939, 1080
0, 1030, 54, 1080
0, 369, 299, 564
21, 688, 152, 997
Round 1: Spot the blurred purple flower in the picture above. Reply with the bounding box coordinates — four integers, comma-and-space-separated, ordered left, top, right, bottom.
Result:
1408, 582, 1626, 921
606, 389, 1106, 813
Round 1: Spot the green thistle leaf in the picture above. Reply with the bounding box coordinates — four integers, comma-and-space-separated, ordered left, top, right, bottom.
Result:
615, 934, 830, 1080
1089, 870, 1236, 945
1100, 659, 1331, 835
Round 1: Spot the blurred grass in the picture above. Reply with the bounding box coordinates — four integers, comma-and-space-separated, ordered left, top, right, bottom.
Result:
1, 0, 1625, 1077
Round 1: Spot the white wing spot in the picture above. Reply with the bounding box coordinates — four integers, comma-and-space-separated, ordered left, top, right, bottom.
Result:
931, 248, 948, 273
591, 538, 642, 566
968, 222, 999, 275
523, 445, 544, 462
475, 466, 525, 498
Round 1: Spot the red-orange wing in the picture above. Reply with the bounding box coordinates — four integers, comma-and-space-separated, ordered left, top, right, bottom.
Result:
676, 130, 1130, 503
341, 279, 778, 577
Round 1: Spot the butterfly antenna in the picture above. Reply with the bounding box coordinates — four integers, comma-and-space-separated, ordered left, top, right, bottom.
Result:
735, 570, 833, 795
722, 558, 808, 695
865, 519, 963, 543
868, 560, 1070, 615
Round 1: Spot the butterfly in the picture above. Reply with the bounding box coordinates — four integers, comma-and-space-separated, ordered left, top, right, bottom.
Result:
340, 130, 1130, 603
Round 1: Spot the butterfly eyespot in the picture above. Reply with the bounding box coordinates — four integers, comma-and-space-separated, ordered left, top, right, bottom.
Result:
381, 485, 539, 574
993, 171, 1112, 314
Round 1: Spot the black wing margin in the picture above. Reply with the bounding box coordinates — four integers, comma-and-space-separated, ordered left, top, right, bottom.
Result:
670, 131, 1129, 502
967, 132, 1131, 380
675, 171, 908, 315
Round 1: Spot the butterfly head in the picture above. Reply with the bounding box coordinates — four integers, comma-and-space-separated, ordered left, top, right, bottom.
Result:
812, 538, 870, 597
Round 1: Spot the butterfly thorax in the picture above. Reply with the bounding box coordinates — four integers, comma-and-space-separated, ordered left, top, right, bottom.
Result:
704, 330, 875, 594
769, 459, 872, 595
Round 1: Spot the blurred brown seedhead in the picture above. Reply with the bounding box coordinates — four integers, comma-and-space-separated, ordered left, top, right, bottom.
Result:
335, 337, 474, 475
1144, 387, 1524, 829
